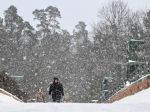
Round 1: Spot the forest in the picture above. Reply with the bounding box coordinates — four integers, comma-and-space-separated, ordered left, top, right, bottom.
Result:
0, 0, 150, 102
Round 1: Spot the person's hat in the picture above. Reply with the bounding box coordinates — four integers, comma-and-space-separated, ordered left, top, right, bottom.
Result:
54, 77, 59, 81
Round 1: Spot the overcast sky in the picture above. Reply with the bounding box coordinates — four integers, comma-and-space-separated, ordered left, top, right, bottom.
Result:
0, 0, 150, 33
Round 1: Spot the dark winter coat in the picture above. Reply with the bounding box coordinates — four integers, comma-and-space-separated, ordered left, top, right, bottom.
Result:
49, 82, 64, 102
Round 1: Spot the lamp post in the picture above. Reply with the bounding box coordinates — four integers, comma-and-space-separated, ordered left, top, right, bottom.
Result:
127, 39, 145, 81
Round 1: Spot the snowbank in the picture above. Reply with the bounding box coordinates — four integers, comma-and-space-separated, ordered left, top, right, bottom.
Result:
107, 74, 150, 103
118, 87, 150, 104
0, 93, 20, 103
0, 88, 22, 103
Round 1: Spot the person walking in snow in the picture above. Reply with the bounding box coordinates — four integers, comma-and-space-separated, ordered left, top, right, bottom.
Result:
49, 77, 64, 102
36, 87, 45, 102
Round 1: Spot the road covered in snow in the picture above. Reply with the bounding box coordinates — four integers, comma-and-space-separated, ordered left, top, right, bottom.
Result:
1, 102, 150, 112
1, 88, 150, 112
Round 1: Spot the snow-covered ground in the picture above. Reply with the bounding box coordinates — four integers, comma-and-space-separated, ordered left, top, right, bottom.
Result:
1, 88, 150, 112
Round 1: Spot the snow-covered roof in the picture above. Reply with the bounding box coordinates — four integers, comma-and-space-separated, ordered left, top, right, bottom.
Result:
130, 39, 145, 42
128, 60, 136, 63
127, 60, 145, 65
